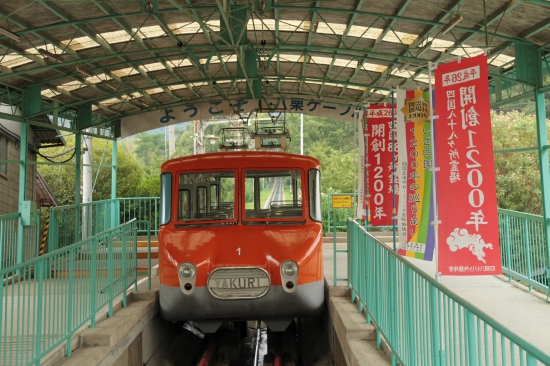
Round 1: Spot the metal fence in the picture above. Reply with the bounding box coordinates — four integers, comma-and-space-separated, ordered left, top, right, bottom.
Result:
498, 209, 549, 294
0, 219, 139, 366
49, 198, 159, 251
119, 197, 159, 236
48, 200, 116, 251
0, 213, 40, 270
347, 219, 550, 366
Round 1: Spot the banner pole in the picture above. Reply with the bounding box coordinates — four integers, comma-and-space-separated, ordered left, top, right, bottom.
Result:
391, 88, 397, 252
428, 61, 441, 282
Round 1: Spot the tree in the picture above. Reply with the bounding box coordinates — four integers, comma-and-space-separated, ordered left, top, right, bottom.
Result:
491, 110, 549, 215
38, 135, 147, 204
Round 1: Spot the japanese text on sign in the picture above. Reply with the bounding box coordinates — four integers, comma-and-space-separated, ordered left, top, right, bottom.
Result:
435, 54, 501, 276
332, 195, 353, 208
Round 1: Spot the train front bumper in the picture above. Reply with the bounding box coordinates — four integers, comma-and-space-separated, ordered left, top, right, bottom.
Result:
159, 279, 324, 323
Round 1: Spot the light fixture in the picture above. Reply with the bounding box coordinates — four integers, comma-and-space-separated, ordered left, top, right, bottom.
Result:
205, 135, 218, 145
0, 26, 21, 42
441, 14, 463, 35
416, 41, 432, 57
39, 49, 65, 62
76, 66, 93, 77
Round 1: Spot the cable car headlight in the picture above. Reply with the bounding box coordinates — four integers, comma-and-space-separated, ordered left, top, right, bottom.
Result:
178, 262, 197, 295
281, 261, 298, 277
179, 262, 196, 279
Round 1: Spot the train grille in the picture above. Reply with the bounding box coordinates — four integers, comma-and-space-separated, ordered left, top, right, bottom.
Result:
207, 267, 270, 299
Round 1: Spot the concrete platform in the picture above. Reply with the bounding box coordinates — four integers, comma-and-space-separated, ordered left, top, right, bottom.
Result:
323, 235, 550, 355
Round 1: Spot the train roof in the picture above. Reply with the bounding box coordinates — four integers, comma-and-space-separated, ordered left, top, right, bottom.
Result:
161, 151, 320, 172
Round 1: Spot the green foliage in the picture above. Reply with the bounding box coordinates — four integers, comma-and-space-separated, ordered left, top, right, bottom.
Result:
285, 114, 357, 155
491, 110, 549, 215
38, 135, 147, 205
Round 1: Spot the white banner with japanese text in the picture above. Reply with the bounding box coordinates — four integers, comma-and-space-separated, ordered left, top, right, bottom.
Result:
120, 99, 362, 138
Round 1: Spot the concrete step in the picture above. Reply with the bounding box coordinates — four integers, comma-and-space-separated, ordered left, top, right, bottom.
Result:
137, 252, 158, 259
323, 243, 347, 249
137, 235, 158, 242
326, 232, 348, 237
137, 240, 158, 248
322, 237, 347, 244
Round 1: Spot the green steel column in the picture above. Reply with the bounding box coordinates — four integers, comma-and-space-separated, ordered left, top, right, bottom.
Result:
16, 119, 28, 264
74, 132, 82, 243
533, 51, 550, 288
111, 139, 117, 229
18, 84, 41, 264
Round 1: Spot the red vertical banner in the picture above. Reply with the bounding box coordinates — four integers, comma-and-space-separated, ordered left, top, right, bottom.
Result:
367, 105, 397, 226
435, 54, 502, 275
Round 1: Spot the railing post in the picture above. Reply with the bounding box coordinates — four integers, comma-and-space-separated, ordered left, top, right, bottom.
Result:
154, 198, 159, 235
505, 213, 512, 281
429, 286, 441, 366
67, 249, 74, 356
524, 217, 533, 291
122, 232, 127, 308
465, 309, 478, 366
90, 236, 97, 328
146, 222, 151, 290
405, 267, 416, 366
35, 260, 44, 362
108, 237, 114, 317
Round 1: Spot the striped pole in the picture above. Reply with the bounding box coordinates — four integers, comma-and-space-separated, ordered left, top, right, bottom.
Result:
39, 214, 49, 255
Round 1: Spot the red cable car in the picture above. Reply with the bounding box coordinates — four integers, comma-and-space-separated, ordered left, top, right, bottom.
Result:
158, 151, 324, 333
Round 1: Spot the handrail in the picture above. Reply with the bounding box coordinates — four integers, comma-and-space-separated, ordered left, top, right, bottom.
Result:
347, 218, 550, 365
1, 219, 139, 366
0, 212, 40, 270
498, 208, 549, 295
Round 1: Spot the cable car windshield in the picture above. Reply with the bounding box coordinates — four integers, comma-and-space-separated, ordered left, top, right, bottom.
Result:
177, 171, 235, 222
244, 170, 303, 220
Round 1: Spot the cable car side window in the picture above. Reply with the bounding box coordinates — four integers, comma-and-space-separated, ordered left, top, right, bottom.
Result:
178, 189, 190, 220
244, 170, 303, 220
160, 172, 172, 225
178, 171, 235, 222
308, 169, 322, 222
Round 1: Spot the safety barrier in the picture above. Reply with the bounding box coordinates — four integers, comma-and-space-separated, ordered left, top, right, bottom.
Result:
0, 219, 139, 366
498, 209, 549, 294
0, 212, 40, 270
347, 219, 550, 366
48, 198, 159, 251
119, 197, 159, 236
48, 200, 117, 251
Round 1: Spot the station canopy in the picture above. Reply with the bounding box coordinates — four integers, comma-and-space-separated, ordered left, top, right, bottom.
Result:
0, 0, 549, 137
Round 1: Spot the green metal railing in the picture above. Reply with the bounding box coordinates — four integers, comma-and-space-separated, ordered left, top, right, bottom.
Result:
49, 200, 116, 251
0, 219, 139, 366
347, 219, 550, 366
0, 212, 40, 270
49, 198, 159, 251
498, 209, 549, 294
119, 197, 159, 236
